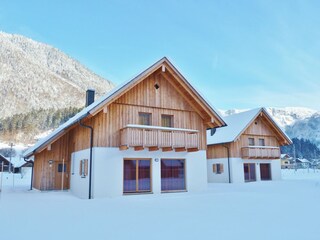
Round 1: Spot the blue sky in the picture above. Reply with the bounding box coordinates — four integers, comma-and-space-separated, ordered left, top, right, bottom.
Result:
1, 0, 320, 110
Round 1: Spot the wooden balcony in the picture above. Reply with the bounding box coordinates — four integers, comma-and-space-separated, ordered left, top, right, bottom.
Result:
241, 146, 281, 159
120, 124, 199, 152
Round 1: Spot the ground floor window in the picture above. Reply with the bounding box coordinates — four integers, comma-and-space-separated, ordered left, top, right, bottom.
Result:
161, 159, 186, 191
212, 163, 224, 174
260, 163, 271, 180
244, 163, 256, 182
123, 159, 151, 193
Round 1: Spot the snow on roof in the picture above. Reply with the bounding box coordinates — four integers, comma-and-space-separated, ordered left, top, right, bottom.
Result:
207, 108, 262, 145
24, 57, 225, 158
297, 158, 310, 163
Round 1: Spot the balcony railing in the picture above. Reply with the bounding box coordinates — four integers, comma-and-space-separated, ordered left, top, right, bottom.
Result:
120, 124, 199, 152
241, 146, 281, 159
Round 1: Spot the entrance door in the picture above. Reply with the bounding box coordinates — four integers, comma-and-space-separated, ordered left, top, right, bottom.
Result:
44, 160, 55, 190
244, 163, 256, 182
123, 159, 151, 193
56, 162, 69, 190
260, 163, 271, 180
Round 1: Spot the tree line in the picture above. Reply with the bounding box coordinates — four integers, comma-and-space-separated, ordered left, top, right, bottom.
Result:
0, 107, 82, 142
281, 137, 320, 160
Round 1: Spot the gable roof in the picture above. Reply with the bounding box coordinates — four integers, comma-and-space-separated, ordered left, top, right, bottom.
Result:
24, 57, 226, 158
207, 107, 292, 146
0, 154, 9, 163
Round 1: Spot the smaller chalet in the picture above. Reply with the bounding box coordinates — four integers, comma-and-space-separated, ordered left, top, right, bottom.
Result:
281, 154, 293, 169
207, 108, 292, 183
0, 154, 13, 172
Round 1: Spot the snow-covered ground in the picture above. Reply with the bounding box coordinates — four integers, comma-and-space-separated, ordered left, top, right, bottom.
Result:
1, 169, 320, 240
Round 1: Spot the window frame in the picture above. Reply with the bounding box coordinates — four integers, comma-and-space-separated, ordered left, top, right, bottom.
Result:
138, 112, 152, 126
161, 114, 174, 128
161, 158, 186, 192
212, 163, 224, 174
123, 158, 152, 194
258, 138, 265, 146
248, 137, 255, 146
79, 159, 88, 178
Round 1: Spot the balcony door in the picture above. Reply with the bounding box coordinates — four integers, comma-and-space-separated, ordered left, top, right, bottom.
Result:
244, 163, 256, 182
161, 159, 186, 192
260, 163, 271, 180
123, 159, 151, 193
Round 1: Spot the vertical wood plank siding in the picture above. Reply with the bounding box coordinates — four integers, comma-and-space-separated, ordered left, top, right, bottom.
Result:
33, 70, 210, 189
207, 115, 281, 159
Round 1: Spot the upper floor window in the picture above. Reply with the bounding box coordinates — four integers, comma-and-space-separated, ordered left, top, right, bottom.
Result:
248, 138, 255, 146
161, 114, 173, 128
259, 138, 265, 146
139, 112, 152, 125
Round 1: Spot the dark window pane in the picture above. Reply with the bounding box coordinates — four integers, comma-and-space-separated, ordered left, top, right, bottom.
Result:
249, 164, 256, 181
161, 115, 173, 128
139, 113, 151, 125
259, 138, 265, 146
244, 163, 256, 182
124, 160, 137, 192
58, 163, 66, 173
248, 138, 255, 146
161, 159, 185, 191
138, 160, 151, 191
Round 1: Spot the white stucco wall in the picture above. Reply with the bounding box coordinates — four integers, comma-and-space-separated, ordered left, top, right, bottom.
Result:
207, 158, 282, 184
70, 149, 90, 199
71, 147, 207, 198
207, 158, 230, 183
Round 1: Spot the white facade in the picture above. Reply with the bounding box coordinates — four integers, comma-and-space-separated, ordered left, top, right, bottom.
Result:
207, 158, 281, 184
71, 147, 207, 199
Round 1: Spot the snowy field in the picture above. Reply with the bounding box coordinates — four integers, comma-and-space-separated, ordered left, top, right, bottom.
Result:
1, 169, 320, 240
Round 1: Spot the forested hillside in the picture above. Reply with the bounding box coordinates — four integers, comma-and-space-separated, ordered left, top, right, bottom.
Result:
0, 107, 82, 143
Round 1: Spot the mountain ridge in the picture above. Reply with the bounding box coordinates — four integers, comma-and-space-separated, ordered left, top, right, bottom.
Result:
0, 31, 115, 118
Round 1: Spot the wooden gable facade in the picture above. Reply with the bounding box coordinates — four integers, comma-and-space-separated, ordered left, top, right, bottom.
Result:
207, 110, 291, 160
31, 58, 226, 190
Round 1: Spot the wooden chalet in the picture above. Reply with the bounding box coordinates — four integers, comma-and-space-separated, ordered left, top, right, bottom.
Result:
207, 108, 292, 183
24, 57, 226, 198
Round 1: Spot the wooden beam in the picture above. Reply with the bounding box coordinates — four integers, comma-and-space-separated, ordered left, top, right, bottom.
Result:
103, 105, 108, 114
134, 146, 144, 151
187, 148, 199, 152
119, 145, 129, 151
162, 147, 173, 152
148, 147, 159, 151
175, 147, 186, 152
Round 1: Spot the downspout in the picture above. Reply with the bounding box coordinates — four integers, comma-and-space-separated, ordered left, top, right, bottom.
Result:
79, 119, 94, 200
24, 157, 34, 190
223, 145, 231, 183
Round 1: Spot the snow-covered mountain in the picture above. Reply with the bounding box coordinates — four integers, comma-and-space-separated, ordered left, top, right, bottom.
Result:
221, 107, 320, 147
0, 32, 115, 118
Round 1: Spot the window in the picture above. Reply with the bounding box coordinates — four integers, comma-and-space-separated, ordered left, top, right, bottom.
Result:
161, 159, 185, 191
139, 112, 152, 125
212, 163, 224, 174
58, 163, 66, 173
123, 159, 151, 193
259, 138, 265, 146
161, 114, 173, 128
248, 138, 255, 146
79, 159, 88, 178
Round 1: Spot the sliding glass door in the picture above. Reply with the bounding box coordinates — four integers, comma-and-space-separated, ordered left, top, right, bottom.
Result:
161, 159, 186, 191
123, 159, 151, 193
244, 163, 256, 182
